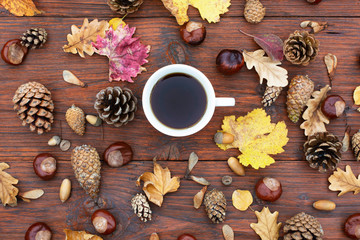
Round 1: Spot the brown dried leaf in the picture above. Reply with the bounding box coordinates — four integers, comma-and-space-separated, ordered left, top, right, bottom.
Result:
328, 165, 360, 196
193, 186, 207, 209
0, 162, 18, 207
300, 85, 331, 136
300, 20, 328, 34
0, 0, 41, 16
250, 207, 281, 240
19, 189, 44, 200
222, 224, 234, 240
190, 175, 210, 186
341, 126, 351, 152
324, 53, 337, 83
64, 229, 103, 240
185, 152, 198, 178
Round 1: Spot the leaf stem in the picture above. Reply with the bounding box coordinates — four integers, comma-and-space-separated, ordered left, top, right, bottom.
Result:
238, 29, 255, 39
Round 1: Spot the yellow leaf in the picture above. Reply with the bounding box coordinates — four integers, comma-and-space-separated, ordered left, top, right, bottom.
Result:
0, 0, 41, 16
109, 18, 126, 30
250, 207, 282, 240
353, 86, 360, 105
64, 229, 103, 240
136, 162, 180, 207
0, 162, 19, 207
328, 165, 360, 196
217, 108, 289, 169
161, 0, 189, 25
63, 18, 109, 58
232, 190, 253, 211
189, 0, 231, 23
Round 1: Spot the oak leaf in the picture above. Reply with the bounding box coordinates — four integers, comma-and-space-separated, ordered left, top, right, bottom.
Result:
250, 207, 281, 240
243, 49, 288, 87
64, 229, 102, 240
0, 162, 19, 207
232, 190, 253, 211
217, 108, 289, 169
300, 85, 330, 136
0, 0, 41, 16
328, 165, 360, 196
63, 18, 109, 58
136, 162, 180, 207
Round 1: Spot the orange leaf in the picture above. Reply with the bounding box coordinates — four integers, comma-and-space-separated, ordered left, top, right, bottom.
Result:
64, 229, 102, 240
0, 0, 41, 16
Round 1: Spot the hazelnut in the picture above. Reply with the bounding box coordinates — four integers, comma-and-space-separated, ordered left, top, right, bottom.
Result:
91, 209, 116, 235
321, 95, 346, 119
255, 177, 282, 202
104, 142, 133, 168
177, 233, 197, 240
25, 222, 52, 240
345, 213, 360, 239
33, 153, 57, 180
216, 49, 244, 75
1, 39, 28, 65
180, 21, 206, 46
214, 132, 234, 144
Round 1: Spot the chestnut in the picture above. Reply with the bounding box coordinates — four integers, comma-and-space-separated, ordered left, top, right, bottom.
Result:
33, 153, 57, 180
216, 49, 244, 75
180, 21, 206, 46
321, 95, 345, 119
1, 39, 28, 65
345, 213, 360, 239
255, 177, 282, 202
177, 233, 197, 240
306, 0, 322, 4
25, 222, 52, 240
103, 142, 133, 168
91, 209, 116, 235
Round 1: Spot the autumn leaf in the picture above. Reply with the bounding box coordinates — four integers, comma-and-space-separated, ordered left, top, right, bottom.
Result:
250, 207, 282, 240
328, 165, 360, 196
0, 162, 19, 207
109, 17, 126, 30
92, 25, 150, 83
232, 190, 253, 211
64, 229, 102, 240
300, 85, 330, 136
161, 0, 189, 25
136, 162, 180, 207
63, 18, 109, 58
0, 0, 41, 16
217, 108, 289, 169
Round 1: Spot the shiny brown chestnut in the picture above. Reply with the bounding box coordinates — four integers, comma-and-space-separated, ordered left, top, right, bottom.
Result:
91, 209, 116, 235
345, 213, 360, 239
33, 153, 57, 180
216, 49, 244, 75
180, 21, 206, 46
306, 0, 322, 4
25, 222, 52, 240
321, 95, 345, 119
1, 39, 28, 65
255, 177, 282, 202
103, 142, 133, 168
177, 233, 197, 240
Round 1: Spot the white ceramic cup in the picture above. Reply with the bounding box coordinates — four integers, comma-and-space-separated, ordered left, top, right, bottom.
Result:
142, 64, 235, 137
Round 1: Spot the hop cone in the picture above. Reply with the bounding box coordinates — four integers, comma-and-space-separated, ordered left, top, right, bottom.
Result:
107, 0, 143, 15
131, 193, 152, 222
283, 212, 324, 240
204, 189, 226, 224
244, 0, 266, 24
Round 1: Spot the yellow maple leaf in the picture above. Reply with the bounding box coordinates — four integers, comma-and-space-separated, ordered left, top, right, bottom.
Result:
0, 0, 41, 16
109, 17, 126, 30
250, 207, 282, 240
232, 190, 253, 211
0, 162, 19, 207
64, 229, 102, 240
328, 165, 360, 196
217, 108, 289, 169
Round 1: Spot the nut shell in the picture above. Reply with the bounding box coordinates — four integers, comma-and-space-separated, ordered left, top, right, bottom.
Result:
1, 39, 28, 65
345, 213, 360, 239
25, 222, 52, 240
177, 233, 197, 240
91, 209, 116, 235
33, 153, 57, 180
255, 177, 282, 202
180, 21, 206, 46
216, 49, 244, 75
321, 95, 345, 119
104, 142, 133, 167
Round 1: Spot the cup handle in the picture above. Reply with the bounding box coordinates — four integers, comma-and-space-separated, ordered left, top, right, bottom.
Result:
215, 97, 235, 107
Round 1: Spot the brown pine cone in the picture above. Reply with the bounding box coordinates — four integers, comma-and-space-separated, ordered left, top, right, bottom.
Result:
283, 212, 324, 240
352, 131, 360, 161
262, 86, 282, 107
20, 28, 47, 49
131, 193, 152, 222
244, 0, 266, 24
203, 189, 226, 224
65, 105, 85, 136
107, 0, 143, 15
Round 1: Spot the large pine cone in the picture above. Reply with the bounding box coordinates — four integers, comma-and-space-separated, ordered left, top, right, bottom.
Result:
94, 86, 137, 127
304, 132, 342, 173
244, 0, 266, 24
284, 30, 319, 66
262, 86, 282, 107
20, 28, 47, 49
107, 0, 143, 15
13, 82, 54, 135
352, 131, 360, 161
131, 193, 152, 222
203, 189, 226, 224
283, 212, 324, 240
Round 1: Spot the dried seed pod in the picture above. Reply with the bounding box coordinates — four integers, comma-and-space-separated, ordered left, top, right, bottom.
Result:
19, 189, 44, 200
190, 175, 210, 186
193, 186, 207, 209
214, 132, 234, 144
60, 140, 71, 151
342, 126, 351, 153
313, 200, 336, 211
59, 178, 71, 203
63, 70, 87, 87
222, 176, 232, 186
86, 115, 102, 126
227, 157, 245, 176
48, 136, 61, 146
222, 224, 234, 240
185, 152, 198, 178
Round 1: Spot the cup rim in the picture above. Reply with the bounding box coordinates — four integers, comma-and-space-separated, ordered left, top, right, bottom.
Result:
142, 64, 216, 137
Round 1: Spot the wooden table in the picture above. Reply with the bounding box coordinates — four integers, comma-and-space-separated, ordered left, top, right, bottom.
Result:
0, 0, 360, 239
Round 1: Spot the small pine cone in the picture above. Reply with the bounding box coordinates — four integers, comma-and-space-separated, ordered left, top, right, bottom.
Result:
66, 105, 85, 136
352, 131, 360, 161
20, 28, 47, 49
283, 212, 324, 240
304, 132, 342, 173
284, 30, 320, 66
262, 86, 282, 107
131, 193, 152, 222
244, 0, 266, 24
13, 82, 54, 135
107, 0, 143, 15
286, 75, 314, 123
94, 86, 137, 127
203, 189, 226, 224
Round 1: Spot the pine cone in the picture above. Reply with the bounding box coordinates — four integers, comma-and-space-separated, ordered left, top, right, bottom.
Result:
94, 86, 137, 127
131, 193, 152, 222
286, 75, 314, 123
304, 132, 342, 173
107, 0, 143, 15
244, 0, 266, 24
13, 82, 54, 135
20, 28, 47, 49
284, 30, 320, 66
66, 105, 85, 136
352, 131, 360, 161
203, 189, 226, 224
71, 145, 101, 199
283, 212, 324, 240
262, 86, 282, 107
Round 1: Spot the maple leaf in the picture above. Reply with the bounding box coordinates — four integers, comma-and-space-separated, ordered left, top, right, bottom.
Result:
300, 85, 330, 136
64, 229, 102, 240
217, 108, 289, 169
232, 190, 253, 211
0, 0, 41, 16
92, 25, 150, 83
0, 162, 19, 207
161, 0, 189, 25
63, 18, 109, 58
250, 207, 282, 240
243, 49, 288, 87
328, 165, 360, 196
136, 162, 180, 207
